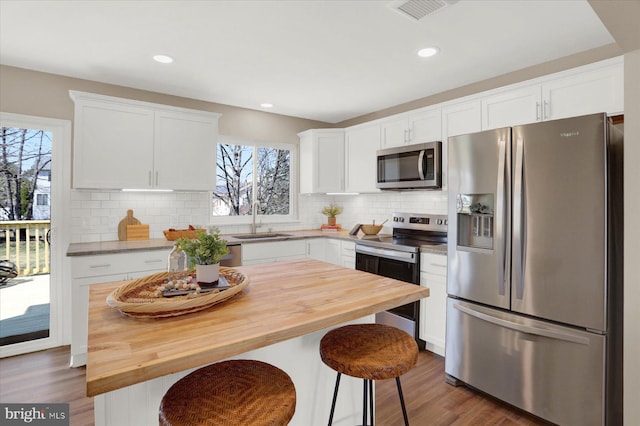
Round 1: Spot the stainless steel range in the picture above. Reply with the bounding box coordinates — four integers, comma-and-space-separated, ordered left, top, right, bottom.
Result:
355, 212, 447, 345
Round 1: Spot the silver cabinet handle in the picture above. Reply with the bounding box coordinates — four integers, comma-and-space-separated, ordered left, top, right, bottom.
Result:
143, 259, 163, 264
535, 101, 541, 121
89, 264, 111, 269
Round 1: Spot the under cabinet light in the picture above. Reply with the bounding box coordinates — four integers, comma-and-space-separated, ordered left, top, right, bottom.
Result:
122, 189, 174, 192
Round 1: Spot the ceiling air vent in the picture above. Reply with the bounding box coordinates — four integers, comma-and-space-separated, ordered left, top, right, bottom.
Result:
390, 0, 459, 21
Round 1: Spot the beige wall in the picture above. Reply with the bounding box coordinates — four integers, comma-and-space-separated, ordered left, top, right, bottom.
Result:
0, 65, 330, 144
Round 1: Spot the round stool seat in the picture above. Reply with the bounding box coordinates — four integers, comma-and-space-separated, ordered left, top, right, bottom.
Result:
159, 359, 296, 426
320, 323, 418, 380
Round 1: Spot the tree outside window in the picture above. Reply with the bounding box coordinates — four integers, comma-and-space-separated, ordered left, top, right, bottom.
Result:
0, 127, 52, 220
213, 137, 293, 219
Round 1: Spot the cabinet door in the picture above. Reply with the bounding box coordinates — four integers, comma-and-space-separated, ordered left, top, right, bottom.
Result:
299, 130, 344, 194
380, 116, 409, 149
73, 99, 154, 189
410, 108, 442, 144
325, 238, 341, 265
345, 123, 380, 193
419, 253, 447, 356
154, 110, 218, 191
482, 86, 542, 130
542, 63, 624, 121
441, 100, 482, 190
306, 238, 326, 261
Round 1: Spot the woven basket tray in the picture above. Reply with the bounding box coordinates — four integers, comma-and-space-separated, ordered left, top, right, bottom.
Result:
106, 267, 249, 318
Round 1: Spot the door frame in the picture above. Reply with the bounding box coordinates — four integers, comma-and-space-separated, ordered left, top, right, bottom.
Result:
0, 112, 72, 358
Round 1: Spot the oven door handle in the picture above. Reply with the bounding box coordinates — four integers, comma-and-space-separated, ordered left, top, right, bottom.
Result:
355, 244, 417, 263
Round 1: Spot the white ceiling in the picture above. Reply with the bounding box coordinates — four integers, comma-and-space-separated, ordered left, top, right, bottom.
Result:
0, 0, 615, 123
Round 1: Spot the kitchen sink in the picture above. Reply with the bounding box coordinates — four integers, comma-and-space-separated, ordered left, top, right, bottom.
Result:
230, 233, 295, 240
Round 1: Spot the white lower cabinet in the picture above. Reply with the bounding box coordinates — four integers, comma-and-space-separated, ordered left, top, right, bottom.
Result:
305, 238, 326, 261
325, 238, 341, 265
325, 238, 355, 269
419, 252, 447, 356
70, 249, 170, 367
241, 240, 306, 265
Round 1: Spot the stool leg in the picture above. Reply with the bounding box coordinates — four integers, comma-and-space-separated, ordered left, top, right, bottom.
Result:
363, 379, 368, 426
328, 372, 341, 426
369, 379, 374, 425
396, 377, 409, 426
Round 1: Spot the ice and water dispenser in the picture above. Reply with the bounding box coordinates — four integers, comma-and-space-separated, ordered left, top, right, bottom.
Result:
456, 194, 494, 250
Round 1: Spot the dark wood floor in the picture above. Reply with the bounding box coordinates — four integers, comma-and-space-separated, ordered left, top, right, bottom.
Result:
0, 346, 548, 425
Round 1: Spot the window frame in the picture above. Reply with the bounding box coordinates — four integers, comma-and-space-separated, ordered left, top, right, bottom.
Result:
210, 135, 298, 226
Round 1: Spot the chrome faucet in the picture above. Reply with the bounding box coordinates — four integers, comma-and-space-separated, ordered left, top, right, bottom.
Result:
251, 200, 261, 234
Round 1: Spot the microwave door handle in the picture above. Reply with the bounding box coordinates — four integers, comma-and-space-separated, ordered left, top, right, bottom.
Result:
418, 150, 425, 180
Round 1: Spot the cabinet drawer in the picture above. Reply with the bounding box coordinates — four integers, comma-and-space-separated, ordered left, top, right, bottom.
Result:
242, 240, 306, 262
341, 240, 355, 255
71, 250, 169, 278
420, 252, 447, 275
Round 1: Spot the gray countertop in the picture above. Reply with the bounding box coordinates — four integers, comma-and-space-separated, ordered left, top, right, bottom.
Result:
66, 229, 409, 257
66, 229, 448, 257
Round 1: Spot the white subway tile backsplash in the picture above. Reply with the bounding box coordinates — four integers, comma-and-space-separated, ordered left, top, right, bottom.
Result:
69, 188, 448, 243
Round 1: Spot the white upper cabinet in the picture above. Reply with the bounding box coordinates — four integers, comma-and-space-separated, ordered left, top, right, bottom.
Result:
482, 86, 542, 130
344, 122, 380, 193
542, 61, 623, 121
442, 100, 482, 139
70, 91, 220, 190
441, 100, 482, 191
154, 110, 219, 191
298, 129, 345, 194
482, 58, 624, 130
381, 108, 441, 149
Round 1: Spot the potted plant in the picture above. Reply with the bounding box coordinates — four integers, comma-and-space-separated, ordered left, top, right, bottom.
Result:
321, 203, 343, 226
176, 227, 230, 283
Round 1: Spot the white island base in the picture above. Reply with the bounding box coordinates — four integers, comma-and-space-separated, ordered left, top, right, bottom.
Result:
93, 316, 373, 426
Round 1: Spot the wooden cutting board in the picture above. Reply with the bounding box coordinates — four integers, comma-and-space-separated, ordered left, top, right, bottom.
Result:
118, 209, 141, 241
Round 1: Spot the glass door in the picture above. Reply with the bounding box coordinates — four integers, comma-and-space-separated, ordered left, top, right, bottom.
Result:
0, 113, 71, 357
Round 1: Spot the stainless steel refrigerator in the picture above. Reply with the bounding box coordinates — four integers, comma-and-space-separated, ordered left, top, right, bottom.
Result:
445, 113, 623, 426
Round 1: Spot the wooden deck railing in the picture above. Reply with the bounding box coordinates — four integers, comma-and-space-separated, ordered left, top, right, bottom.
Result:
0, 220, 50, 276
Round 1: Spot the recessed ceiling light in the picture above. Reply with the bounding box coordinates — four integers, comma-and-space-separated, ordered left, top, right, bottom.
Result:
153, 54, 174, 64
260, 103, 274, 108
417, 47, 439, 58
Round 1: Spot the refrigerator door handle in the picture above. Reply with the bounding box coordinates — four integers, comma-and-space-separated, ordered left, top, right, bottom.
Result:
512, 137, 525, 300
453, 302, 590, 345
496, 139, 507, 296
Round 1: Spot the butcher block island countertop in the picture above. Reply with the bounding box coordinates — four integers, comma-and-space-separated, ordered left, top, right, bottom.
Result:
86, 259, 429, 397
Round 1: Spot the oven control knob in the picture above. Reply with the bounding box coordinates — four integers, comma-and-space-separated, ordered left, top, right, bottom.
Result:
436, 219, 442, 225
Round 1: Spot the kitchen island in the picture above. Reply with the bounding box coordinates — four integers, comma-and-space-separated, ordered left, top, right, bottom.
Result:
87, 259, 428, 426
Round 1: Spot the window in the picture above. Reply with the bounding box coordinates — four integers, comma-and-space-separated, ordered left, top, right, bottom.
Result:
212, 136, 295, 222
36, 193, 49, 206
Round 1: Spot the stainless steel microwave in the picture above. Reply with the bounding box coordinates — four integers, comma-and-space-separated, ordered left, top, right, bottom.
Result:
376, 141, 442, 190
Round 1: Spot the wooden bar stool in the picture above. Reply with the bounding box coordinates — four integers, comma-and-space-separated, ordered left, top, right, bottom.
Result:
320, 323, 418, 426
159, 359, 296, 425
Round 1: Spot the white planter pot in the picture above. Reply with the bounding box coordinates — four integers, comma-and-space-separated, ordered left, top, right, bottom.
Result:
196, 263, 220, 283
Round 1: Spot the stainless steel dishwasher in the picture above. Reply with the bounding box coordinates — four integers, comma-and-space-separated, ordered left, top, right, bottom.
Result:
221, 244, 242, 267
